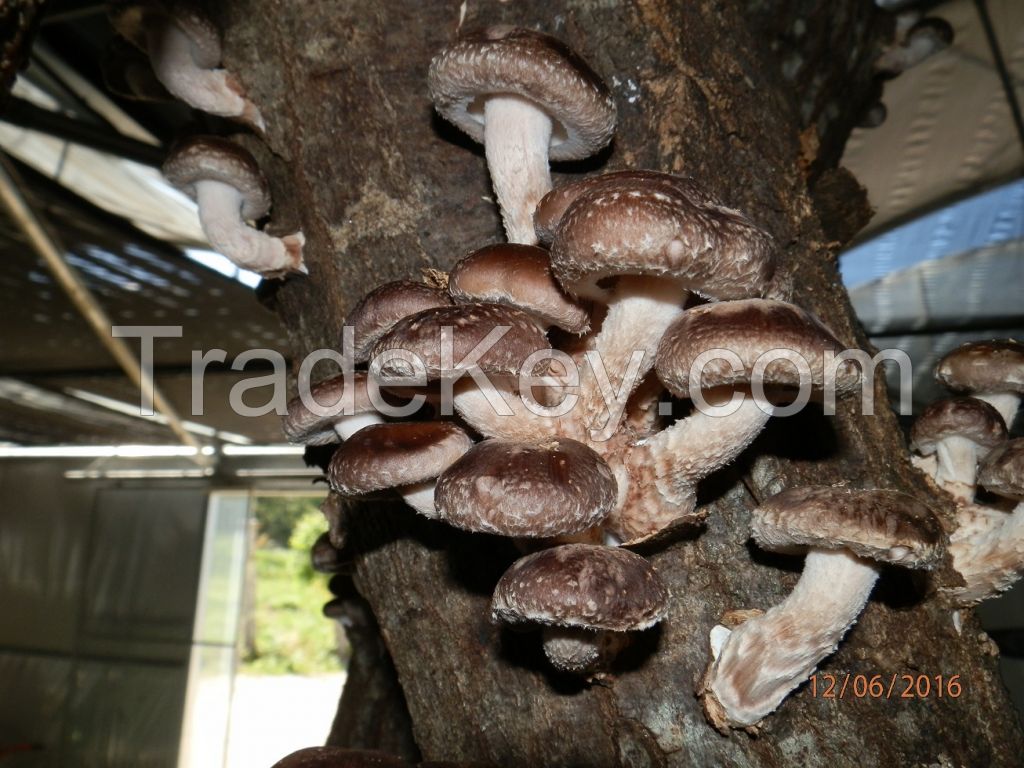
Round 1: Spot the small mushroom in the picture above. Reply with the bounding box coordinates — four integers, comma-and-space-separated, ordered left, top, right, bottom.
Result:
327, 421, 473, 517
109, 1, 265, 129
101, 37, 172, 102
311, 531, 345, 573
163, 136, 305, 276
545, 172, 776, 439
949, 439, 1024, 604
447, 243, 589, 334
874, 17, 954, 77
434, 438, 617, 537
700, 487, 942, 730
344, 280, 452, 364
370, 303, 554, 439
491, 544, 669, 675
620, 299, 860, 542
935, 339, 1024, 427
281, 373, 384, 445
909, 397, 1007, 502
429, 26, 616, 243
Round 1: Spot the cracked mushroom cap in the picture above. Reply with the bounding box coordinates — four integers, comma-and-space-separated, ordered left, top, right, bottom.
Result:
162, 136, 270, 219
327, 421, 473, 496
281, 373, 378, 445
655, 299, 861, 397
935, 340, 1024, 396
270, 747, 410, 768
428, 26, 615, 162
448, 244, 589, 334
548, 171, 775, 300
435, 438, 616, 536
491, 544, 669, 631
978, 439, 1024, 501
370, 303, 551, 380
910, 397, 1007, 456
751, 486, 943, 568
344, 280, 452, 363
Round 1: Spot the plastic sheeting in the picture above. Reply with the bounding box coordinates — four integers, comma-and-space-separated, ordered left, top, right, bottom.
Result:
0, 461, 209, 767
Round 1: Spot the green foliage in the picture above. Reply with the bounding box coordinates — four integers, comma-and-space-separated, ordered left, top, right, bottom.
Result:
253, 495, 321, 547
242, 548, 344, 675
290, 508, 329, 581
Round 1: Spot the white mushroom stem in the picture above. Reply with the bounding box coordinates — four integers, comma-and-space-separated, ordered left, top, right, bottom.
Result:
194, 180, 306, 275
145, 21, 265, 130
926, 435, 984, 503
705, 548, 877, 728
977, 393, 1020, 430
483, 95, 553, 244
632, 387, 774, 501
400, 481, 439, 519
580, 277, 687, 442
949, 502, 1024, 604
452, 376, 560, 440
333, 412, 385, 441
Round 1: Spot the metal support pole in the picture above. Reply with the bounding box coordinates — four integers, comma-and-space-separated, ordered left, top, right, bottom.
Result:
0, 155, 210, 463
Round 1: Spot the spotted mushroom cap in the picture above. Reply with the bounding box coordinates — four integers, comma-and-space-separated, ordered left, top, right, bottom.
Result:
534, 170, 722, 245
162, 135, 270, 219
428, 26, 616, 162
491, 544, 669, 631
370, 303, 551, 380
281, 373, 378, 446
910, 397, 1007, 456
655, 299, 861, 397
548, 171, 775, 300
343, 280, 452, 363
935, 340, 1024, 395
327, 421, 473, 495
978, 438, 1024, 501
751, 486, 944, 568
269, 746, 411, 768
447, 243, 589, 334
435, 438, 616, 536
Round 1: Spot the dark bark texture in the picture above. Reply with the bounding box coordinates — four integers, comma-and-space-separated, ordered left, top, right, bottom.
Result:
0, 0, 43, 108
212, 1, 1024, 765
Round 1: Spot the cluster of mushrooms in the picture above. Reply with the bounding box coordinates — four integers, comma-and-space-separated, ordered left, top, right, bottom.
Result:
124, 4, 1008, 739
909, 341, 1024, 606
109, 1, 306, 275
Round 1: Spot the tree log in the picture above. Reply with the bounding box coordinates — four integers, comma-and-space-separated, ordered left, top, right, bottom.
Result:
212, 1, 1024, 764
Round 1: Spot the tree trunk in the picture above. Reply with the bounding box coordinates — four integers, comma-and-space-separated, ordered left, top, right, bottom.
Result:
213, 1, 1023, 765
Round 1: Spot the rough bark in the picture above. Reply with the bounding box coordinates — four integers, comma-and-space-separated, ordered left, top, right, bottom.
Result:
213, 1, 1024, 765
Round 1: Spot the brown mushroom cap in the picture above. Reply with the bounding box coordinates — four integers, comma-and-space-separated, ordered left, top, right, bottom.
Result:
910, 397, 1008, 455
327, 421, 473, 496
978, 438, 1024, 500
548, 171, 775, 300
435, 438, 616, 536
751, 486, 943, 568
281, 373, 378, 445
344, 280, 452, 363
269, 746, 410, 768
428, 26, 615, 162
162, 135, 270, 219
448, 244, 589, 334
655, 299, 861, 397
370, 303, 551, 380
534, 170, 722, 245
935, 340, 1024, 395
491, 543, 669, 631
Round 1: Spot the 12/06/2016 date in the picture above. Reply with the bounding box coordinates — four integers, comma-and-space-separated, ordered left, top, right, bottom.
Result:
809, 673, 964, 700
